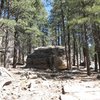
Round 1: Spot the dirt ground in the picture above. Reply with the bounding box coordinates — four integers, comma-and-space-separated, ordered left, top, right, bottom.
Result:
0, 65, 100, 100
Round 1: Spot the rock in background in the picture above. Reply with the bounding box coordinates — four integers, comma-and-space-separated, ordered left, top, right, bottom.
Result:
26, 46, 67, 70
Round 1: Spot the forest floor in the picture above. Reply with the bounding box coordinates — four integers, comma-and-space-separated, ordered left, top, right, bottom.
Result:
0, 65, 100, 100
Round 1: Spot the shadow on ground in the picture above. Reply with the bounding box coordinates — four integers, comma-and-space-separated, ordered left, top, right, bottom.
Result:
15, 65, 99, 81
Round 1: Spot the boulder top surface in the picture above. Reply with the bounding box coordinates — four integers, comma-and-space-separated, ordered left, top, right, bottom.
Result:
30, 46, 65, 57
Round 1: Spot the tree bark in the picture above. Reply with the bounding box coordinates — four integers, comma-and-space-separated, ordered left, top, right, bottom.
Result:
68, 26, 71, 69
22, 45, 25, 65
84, 24, 90, 75
4, 0, 10, 67
13, 15, 19, 68
61, 27, 64, 46
61, 4, 69, 68
27, 33, 32, 55
4, 30, 9, 67
92, 23, 100, 72
13, 30, 18, 68
98, 52, 100, 72
79, 35, 82, 64
72, 32, 76, 66
94, 52, 98, 72
76, 42, 79, 69
57, 24, 60, 46
18, 41, 21, 63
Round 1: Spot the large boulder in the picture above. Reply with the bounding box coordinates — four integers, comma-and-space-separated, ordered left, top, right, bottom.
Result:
26, 46, 67, 70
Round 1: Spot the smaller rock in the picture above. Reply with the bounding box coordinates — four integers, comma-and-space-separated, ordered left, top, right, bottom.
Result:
27, 81, 38, 91
97, 75, 100, 80
61, 85, 65, 94
59, 94, 78, 100
21, 87, 27, 90
0, 67, 14, 89
27, 83, 31, 88
29, 74, 38, 79
3, 81, 12, 87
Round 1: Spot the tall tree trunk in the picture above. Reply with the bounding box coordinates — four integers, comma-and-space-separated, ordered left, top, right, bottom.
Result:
57, 25, 60, 46
13, 30, 18, 68
68, 26, 71, 69
83, 24, 90, 75
0, 0, 4, 17
97, 52, 100, 72
42, 35, 45, 46
0, 7, 1, 17
13, 17, 18, 68
22, 45, 25, 65
4, 30, 9, 67
61, 27, 64, 46
81, 1, 91, 75
94, 47, 98, 72
18, 41, 21, 63
27, 33, 32, 55
79, 35, 82, 64
61, 4, 69, 68
4, 0, 10, 67
54, 27, 57, 45
76, 42, 79, 69
72, 31, 76, 66
92, 23, 100, 72
79, 46, 82, 64
97, 25, 100, 72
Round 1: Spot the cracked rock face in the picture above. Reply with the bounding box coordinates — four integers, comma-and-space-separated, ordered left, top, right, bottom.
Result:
26, 46, 67, 70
